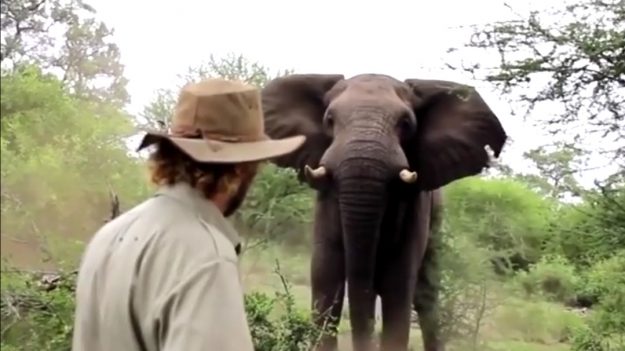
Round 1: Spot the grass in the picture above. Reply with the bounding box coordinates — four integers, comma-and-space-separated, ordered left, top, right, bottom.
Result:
240, 242, 580, 351
1, 239, 581, 351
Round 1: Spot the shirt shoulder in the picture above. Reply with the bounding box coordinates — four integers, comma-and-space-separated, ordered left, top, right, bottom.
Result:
91, 194, 238, 262
149, 194, 239, 262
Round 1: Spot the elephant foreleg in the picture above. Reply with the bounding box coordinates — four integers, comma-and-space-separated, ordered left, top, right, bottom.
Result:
379, 261, 416, 351
311, 197, 345, 351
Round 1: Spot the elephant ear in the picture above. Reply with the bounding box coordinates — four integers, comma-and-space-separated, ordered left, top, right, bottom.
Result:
261, 74, 344, 181
404, 79, 508, 190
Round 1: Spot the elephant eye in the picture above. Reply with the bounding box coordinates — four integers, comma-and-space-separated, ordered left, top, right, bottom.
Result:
323, 112, 335, 130
396, 112, 416, 139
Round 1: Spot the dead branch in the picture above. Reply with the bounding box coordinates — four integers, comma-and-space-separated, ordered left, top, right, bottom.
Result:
106, 186, 120, 222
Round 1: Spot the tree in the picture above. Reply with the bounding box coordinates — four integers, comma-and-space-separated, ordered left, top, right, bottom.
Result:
515, 142, 586, 199
0, 0, 144, 268
450, 0, 624, 182
1, 0, 129, 106
0, 64, 149, 268
138, 53, 312, 252
548, 180, 625, 268
138, 52, 293, 131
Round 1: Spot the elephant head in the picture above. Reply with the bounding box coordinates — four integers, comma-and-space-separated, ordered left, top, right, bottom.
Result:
261, 74, 507, 347
262, 73, 507, 192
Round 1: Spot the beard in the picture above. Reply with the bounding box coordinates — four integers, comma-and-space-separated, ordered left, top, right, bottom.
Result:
222, 175, 254, 217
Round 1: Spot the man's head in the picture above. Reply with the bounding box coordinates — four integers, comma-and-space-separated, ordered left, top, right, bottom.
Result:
147, 138, 259, 216
138, 78, 306, 215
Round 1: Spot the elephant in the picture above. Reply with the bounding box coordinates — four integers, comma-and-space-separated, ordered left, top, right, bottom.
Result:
259, 73, 508, 351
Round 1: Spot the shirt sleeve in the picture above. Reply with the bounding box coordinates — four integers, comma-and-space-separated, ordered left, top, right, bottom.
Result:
156, 258, 255, 351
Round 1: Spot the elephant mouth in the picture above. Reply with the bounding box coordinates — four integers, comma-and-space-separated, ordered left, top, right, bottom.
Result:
304, 163, 418, 186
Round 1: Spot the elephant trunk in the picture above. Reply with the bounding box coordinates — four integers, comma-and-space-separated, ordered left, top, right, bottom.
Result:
337, 153, 389, 350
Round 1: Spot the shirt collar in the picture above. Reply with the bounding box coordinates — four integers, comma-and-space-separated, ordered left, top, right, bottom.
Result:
154, 182, 241, 249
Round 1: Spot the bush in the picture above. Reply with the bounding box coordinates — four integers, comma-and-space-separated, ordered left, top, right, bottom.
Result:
1, 66, 150, 267
245, 288, 325, 351
489, 298, 585, 344
515, 254, 579, 304
235, 164, 314, 248
0, 269, 76, 351
434, 215, 500, 350
570, 324, 623, 351
576, 250, 625, 307
547, 186, 625, 269
0, 264, 325, 351
443, 177, 554, 273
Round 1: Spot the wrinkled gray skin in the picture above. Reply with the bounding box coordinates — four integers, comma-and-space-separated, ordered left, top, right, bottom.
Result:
261, 74, 507, 351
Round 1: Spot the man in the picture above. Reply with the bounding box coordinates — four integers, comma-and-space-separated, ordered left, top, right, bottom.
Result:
71, 78, 305, 351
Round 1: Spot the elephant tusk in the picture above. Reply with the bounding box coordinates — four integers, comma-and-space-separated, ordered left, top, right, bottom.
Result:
484, 144, 498, 166
305, 165, 327, 179
399, 169, 418, 183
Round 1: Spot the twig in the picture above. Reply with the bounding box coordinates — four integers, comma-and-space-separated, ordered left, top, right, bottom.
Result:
107, 186, 120, 222
273, 259, 290, 297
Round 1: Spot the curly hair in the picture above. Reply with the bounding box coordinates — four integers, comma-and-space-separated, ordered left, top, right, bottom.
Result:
147, 138, 261, 200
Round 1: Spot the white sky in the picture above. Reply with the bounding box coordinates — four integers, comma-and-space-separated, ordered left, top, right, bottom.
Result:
88, 0, 616, 187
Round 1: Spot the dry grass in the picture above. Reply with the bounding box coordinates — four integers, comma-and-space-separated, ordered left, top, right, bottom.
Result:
240, 243, 579, 351
0, 237, 579, 351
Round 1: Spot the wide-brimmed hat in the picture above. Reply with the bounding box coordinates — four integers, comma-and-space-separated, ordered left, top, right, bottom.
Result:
137, 78, 305, 163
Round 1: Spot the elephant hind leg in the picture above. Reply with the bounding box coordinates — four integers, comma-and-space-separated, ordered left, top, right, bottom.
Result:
413, 236, 445, 351
413, 189, 445, 351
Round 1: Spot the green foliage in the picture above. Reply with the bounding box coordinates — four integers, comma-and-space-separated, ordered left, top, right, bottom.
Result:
1, 0, 129, 106
546, 185, 625, 268
244, 264, 326, 351
459, 0, 624, 155
236, 164, 314, 247
436, 219, 498, 348
0, 265, 325, 351
180, 53, 293, 89
514, 142, 587, 199
444, 177, 554, 271
577, 250, 625, 305
489, 298, 585, 345
582, 251, 625, 336
1, 64, 150, 267
570, 324, 623, 351
1, 269, 76, 351
1, 2, 622, 350
139, 52, 293, 131
515, 255, 580, 304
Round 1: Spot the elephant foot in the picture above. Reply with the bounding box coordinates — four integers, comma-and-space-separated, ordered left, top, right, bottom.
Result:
423, 340, 445, 351
350, 336, 376, 351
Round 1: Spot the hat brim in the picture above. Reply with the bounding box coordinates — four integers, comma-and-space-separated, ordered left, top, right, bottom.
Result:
137, 130, 306, 164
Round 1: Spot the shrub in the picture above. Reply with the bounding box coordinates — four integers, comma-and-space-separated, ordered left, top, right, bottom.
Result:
570, 325, 623, 351
548, 186, 625, 269
0, 264, 325, 351
515, 254, 579, 304
443, 177, 554, 273
236, 164, 314, 248
489, 298, 585, 344
568, 251, 625, 351
0, 269, 76, 351
576, 250, 625, 308
243, 261, 328, 351
435, 218, 500, 350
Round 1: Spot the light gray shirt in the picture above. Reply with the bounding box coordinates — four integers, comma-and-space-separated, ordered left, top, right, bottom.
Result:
72, 182, 254, 351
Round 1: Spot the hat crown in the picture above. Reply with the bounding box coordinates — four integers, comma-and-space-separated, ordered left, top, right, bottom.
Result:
171, 78, 264, 142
